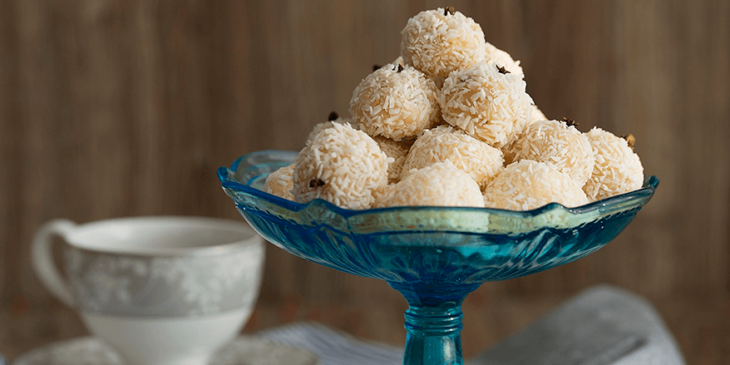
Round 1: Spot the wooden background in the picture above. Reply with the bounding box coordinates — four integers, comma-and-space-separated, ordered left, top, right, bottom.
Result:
1, 0, 729, 363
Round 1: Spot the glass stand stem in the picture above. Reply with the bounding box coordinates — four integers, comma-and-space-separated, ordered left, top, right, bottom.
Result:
403, 305, 463, 365
390, 282, 481, 365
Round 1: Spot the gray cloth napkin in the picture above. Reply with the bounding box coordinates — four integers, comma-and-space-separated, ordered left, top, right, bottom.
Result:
258, 285, 684, 365
469, 285, 685, 365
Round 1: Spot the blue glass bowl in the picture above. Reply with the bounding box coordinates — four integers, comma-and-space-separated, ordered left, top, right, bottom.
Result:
218, 150, 659, 365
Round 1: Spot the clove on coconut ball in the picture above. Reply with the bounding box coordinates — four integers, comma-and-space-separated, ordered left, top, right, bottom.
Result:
350, 63, 440, 141
484, 42, 524, 76
374, 161, 484, 208
484, 160, 589, 210
400, 7, 486, 80
583, 128, 644, 201
506, 119, 595, 186
263, 164, 295, 201
401, 125, 503, 189
292, 123, 391, 210
373, 136, 411, 184
306, 111, 352, 143
440, 61, 533, 148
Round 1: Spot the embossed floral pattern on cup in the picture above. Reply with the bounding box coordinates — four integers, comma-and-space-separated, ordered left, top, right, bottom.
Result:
65, 243, 264, 317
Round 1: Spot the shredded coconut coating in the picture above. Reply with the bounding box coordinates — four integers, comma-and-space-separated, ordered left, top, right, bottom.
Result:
306, 117, 352, 143
374, 136, 410, 184
293, 123, 391, 209
374, 161, 484, 208
440, 61, 533, 149
583, 127, 644, 201
508, 120, 595, 186
401, 125, 503, 189
484, 160, 589, 210
485, 42, 524, 76
400, 8, 486, 79
263, 164, 295, 200
350, 63, 440, 141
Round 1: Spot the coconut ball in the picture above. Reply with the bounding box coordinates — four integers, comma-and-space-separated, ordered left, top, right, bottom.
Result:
263, 164, 295, 201
484, 160, 589, 210
583, 128, 644, 201
401, 125, 503, 189
440, 61, 533, 149
306, 112, 351, 143
400, 8, 486, 80
485, 42, 524, 76
508, 119, 595, 186
350, 63, 440, 141
374, 136, 410, 184
293, 123, 391, 209
374, 161, 484, 208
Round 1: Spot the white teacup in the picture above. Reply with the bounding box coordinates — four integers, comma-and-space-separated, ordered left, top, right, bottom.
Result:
32, 216, 265, 365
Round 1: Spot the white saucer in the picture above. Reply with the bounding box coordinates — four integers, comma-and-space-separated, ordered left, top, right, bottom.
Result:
13, 336, 318, 365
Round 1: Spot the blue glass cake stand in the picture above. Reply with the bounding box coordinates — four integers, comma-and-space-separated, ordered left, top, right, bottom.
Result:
218, 150, 659, 365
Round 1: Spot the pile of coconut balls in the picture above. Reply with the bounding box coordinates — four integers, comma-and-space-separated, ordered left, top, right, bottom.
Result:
262, 8, 644, 211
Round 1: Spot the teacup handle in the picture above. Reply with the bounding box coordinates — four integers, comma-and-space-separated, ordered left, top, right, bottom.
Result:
31, 219, 77, 308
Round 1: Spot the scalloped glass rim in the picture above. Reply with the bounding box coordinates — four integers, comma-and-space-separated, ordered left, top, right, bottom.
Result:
217, 150, 658, 235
